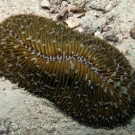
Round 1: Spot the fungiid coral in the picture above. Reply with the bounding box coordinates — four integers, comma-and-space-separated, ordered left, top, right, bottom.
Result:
0, 14, 135, 128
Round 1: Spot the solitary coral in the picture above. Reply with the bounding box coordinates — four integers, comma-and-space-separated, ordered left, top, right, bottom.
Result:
0, 14, 135, 128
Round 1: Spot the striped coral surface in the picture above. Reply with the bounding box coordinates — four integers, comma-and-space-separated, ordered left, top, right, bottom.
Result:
0, 14, 135, 128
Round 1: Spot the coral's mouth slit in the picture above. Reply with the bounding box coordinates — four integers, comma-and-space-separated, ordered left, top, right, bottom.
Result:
22, 42, 132, 94
0, 14, 135, 129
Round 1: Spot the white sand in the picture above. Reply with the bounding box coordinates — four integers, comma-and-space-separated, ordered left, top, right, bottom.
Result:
0, 0, 135, 134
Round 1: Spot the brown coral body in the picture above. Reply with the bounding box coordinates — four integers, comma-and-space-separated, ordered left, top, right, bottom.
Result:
0, 14, 135, 128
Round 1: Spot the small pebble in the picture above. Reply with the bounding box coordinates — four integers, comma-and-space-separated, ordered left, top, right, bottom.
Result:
69, 6, 86, 13
61, 1, 68, 8
130, 27, 135, 39
64, 17, 79, 28
10, 123, 18, 131
50, 5, 59, 14
1, 77, 5, 81
131, 131, 135, 135
0, 119, 2, 125
106, 12, 116, 24
43, 125, 56, 133
4, 118, 11, 127
102, 25, 112, 32
73, 12, 85, 18
79, 15, 99, 34
12, 84, 18, 90
75, 27, 84, 33
123, 32, 129, 39
40, 0, 50, 9
103, 30, 119, 42
68, 12, 73, 17
105, 1, 116, 12
94, 31, 101, 37
0, 125, 7, 133
57, 7, 68, 19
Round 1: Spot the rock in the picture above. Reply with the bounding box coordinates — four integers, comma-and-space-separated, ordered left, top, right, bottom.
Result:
75, 27, 84, 33
61, 1, 68, 9
130, 27, 135, 39
93, 11, 104, 18
84, 0, 106, 11
4, 118, 11, 127
70, 0, 87, 8
73, 12, 85, 18
102, 25, 112, 32
123, 32, 129, 39
68, 12, 74, 17
10, 123, 18, 131
68, 6, 86, 13
57, 4, 86, 20
131, 131, 135, 135
41, 0, 50, 9
57, 7, 68, 19
0, 125, 7, 133
1, 76, 5, 81
12, 84, 18, 90
79, 15, 98, 34
0, 119, 2, 126
102, 30, 119, 42
116, 34, 123, 42
50, 5, 59, 14
105, 11, 116, 24
43, 125, 56, 133
64, 17, 79, 28
94, 31, 101, 37
105, 1, 116, 12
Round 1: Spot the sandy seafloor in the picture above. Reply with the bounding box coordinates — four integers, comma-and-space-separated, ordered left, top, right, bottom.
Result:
0, 0, 135, 134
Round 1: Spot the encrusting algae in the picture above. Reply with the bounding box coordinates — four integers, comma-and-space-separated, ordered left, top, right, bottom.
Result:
0, 14, 135, 128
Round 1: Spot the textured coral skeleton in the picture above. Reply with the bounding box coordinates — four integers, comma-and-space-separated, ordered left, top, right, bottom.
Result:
0, 14, 135, 128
